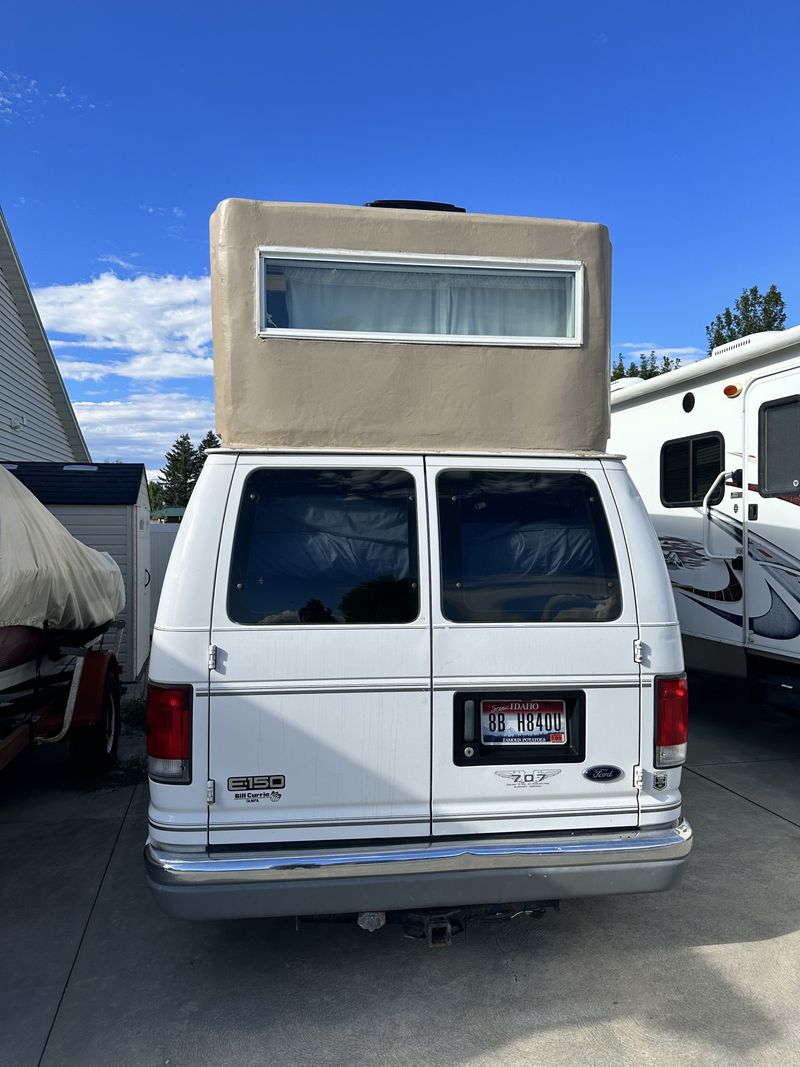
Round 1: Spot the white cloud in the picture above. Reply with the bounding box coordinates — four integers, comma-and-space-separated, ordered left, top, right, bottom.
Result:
35, 271, 212, 381
73, 392, 216, 467
139, 204, 185, 218
97, 253, 140, 271
0, 69, 95, 123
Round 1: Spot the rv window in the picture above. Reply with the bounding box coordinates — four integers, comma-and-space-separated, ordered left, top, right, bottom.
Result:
261, 253, 580, 344
227, 469, 419, 625
661, 433, 724, 507
437, 471, 622, 624
759, 396, 800, 497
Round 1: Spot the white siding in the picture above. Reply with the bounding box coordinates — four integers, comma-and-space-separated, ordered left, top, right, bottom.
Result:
149, 523, 180, 629
132, 479, 152, 679
46, 505, 136, 680
0, 264, 74, 462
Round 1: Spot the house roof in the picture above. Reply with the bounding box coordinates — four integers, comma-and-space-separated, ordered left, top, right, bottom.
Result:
4, 462, 146, 505
0, 206, 90, 463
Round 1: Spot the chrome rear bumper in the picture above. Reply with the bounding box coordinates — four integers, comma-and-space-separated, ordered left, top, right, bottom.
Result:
145, 820, 692, 920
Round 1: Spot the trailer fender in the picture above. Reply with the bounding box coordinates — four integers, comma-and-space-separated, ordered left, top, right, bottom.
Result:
71, 650, 119, 729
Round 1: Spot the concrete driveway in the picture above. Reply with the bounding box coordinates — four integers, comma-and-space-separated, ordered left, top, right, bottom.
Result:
2, 685, 799, 1067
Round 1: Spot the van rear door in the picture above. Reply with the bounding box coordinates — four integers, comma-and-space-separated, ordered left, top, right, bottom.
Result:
208, 456, 431, 846
426, 457, 642, 835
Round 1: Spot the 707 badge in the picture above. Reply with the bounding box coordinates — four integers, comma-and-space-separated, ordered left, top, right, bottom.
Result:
495, 769, 561, 788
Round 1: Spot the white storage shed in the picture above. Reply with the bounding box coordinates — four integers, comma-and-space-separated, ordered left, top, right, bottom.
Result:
2, 462, 151, 682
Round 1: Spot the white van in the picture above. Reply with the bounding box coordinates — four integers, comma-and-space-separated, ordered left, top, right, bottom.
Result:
144, 448, 691, 920
144, 198, 691, 923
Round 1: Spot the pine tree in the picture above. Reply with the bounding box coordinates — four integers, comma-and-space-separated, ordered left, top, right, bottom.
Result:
611, 353, 627, 381
148, 480, 165, 511
611, 351, 681, 381
159, 433, 202, 508
706, 284, 786, 353
195, 430, 221, 470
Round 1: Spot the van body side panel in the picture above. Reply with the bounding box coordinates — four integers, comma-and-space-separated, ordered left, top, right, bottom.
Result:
147, 458, 238, 848
426, 457, 642, 836
207, 455, 432, 845
601, 464, 685, 827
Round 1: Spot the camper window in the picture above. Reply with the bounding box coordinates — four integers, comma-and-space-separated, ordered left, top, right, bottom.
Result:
227, 468, 420, 626
437, 470, 622, 623
260, 250, 582, 345
660, 433, 725, 508
758, 395, 800, 497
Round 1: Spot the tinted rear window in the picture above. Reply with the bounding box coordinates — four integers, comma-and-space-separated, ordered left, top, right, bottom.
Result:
437, 470, 621, 623
228, 469, 419, 625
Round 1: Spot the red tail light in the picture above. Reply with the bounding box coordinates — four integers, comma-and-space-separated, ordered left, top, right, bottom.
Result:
655, 674, 689, 767
147, 683, 192, 783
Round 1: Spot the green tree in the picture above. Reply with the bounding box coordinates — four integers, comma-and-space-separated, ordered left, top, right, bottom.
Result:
705, 284, 786, 353
611, 351, 682, 382
195, 429, 222, 475
159, 433, 202, 507
148, 479, 165, 511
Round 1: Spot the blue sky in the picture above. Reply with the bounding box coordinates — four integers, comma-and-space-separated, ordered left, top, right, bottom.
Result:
2, 1, 799, 471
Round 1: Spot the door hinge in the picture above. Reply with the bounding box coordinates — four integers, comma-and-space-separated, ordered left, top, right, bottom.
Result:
633, 639, 645, 665
206, 779, 216, 805
633, 765, 644, 790
208, 644, 217, 671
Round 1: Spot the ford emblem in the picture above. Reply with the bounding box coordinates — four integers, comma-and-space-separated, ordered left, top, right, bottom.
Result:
584, 765, 624, 783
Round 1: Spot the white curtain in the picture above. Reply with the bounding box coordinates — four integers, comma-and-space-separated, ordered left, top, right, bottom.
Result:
285, 266, 438, 334
447, 273, 573, 337
280, 263, 574, 338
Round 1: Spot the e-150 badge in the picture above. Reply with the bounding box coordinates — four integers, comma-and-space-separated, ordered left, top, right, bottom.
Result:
228, 775, 285, 803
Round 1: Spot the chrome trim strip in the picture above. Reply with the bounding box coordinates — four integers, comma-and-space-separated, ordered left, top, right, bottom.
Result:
208, 816, 427, 832
199, 678, 642, 697
149, 820, 207, 833
433, 807, 637, 822
146, 820, 692, 887
433, 678, 641, 691
203, 683, 430, 697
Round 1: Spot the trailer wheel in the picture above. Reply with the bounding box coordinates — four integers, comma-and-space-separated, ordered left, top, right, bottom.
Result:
69, 669, 121, 776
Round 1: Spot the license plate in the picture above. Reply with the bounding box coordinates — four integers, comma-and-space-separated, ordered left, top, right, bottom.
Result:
480, 699, 567, 746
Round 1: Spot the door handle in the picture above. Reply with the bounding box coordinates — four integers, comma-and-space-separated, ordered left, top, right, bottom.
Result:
702, 470, 736, 560
748, 504, 759, 521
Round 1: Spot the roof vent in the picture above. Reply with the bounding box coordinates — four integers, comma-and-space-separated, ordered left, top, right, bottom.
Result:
363, 199, 466, 213
63, 464, 98, 472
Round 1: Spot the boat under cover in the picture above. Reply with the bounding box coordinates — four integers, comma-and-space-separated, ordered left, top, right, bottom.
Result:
0, 465, 125, 669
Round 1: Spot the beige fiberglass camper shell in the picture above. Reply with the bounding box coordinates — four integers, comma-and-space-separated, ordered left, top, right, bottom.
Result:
145, 198, 692, 929
210, 199, 612, 453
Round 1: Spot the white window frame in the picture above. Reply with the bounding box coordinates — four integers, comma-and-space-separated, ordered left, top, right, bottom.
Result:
256, 246, 584, 347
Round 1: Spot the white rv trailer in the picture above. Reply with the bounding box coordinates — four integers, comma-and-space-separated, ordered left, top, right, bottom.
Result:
610, 325, 800, 710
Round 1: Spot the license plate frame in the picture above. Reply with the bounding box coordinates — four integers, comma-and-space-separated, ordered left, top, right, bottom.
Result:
480, 698, 567, 747
452, 689, 586, 767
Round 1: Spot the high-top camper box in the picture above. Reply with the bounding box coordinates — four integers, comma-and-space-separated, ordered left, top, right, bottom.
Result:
210, 199, 612, 453
145, 200, 691, 927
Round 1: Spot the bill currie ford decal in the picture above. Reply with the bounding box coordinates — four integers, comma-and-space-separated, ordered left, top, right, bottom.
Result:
228, 775, 285, 803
